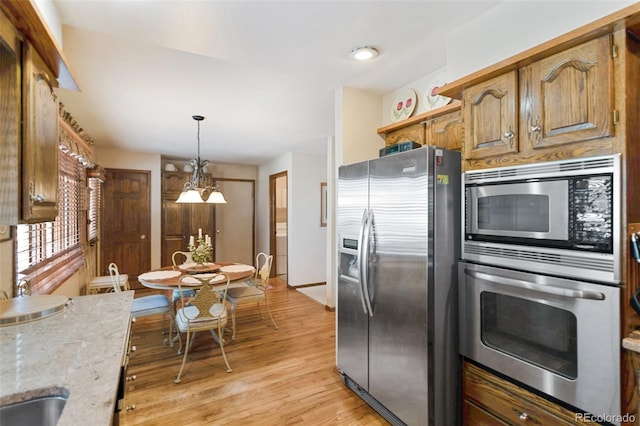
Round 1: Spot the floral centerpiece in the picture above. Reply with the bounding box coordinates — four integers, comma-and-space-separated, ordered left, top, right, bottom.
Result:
189, 236, 213, 265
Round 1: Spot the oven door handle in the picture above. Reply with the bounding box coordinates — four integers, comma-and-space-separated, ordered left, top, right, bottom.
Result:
465, 269, 606, 301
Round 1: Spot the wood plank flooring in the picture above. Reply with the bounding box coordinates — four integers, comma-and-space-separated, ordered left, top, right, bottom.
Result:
120, 278, 388, 425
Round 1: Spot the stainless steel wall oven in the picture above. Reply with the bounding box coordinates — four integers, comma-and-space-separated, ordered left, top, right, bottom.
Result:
460, 155, 622, 422
463, 154, 620, 283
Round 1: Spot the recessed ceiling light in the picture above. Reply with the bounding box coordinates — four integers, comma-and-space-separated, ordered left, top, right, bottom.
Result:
349, 46, 379, 61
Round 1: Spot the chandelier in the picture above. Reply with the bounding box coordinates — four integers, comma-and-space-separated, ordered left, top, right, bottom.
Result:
176, 115, 227, 204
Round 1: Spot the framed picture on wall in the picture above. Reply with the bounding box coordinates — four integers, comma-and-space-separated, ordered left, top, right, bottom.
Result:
320, 182, 327, 227
0, 225, 11, 242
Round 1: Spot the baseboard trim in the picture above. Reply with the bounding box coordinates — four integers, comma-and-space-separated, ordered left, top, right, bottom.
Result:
286, 281, 326, 290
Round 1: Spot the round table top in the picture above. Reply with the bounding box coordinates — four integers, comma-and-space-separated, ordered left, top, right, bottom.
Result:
137, 262, 255, 290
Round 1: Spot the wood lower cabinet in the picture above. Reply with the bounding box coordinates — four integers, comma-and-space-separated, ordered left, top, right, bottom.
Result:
463, 361, 588, 426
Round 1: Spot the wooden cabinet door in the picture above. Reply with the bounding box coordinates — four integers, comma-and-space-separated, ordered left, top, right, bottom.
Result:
525, 35, 613, 149
463, 70, 518, 160
463, 400, 509, 426
0, 12, 21, 224
161, 197, 189, 266
384, 122, 425, 146
427, 110, 462, 151
21, 42, 58, 222
189, 203, 216, 258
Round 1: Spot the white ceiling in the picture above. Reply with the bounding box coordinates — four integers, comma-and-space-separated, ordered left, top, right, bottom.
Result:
53, 0, 500, 165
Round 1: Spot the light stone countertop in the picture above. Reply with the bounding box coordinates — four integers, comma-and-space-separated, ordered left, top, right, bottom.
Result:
623, 329, 640, 353
0, 291, 133, 426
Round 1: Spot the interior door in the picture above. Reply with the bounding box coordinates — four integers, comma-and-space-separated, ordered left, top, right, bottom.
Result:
101, 169, 151, 290
269, 172, 288, 281
214, 179, 255, 265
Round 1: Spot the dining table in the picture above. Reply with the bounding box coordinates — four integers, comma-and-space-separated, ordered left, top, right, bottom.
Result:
137, 261, 256, 291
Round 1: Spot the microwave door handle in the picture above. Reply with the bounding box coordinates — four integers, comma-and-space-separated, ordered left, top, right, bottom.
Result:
360, 210, 374, 317
356, 209, 369, 315
465, 269, 606, 301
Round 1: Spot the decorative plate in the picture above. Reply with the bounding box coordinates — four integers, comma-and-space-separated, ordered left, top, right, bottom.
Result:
220, 264, 255, 273
390, 88, 417, 123
424, 72, 451, 111
179, 262, 220, 273
138, 270, 182, 281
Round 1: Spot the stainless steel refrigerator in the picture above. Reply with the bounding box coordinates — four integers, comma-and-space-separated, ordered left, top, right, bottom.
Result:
337, 146, 460, 426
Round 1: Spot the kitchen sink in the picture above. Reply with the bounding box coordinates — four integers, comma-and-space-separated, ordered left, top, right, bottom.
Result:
0, 389, 69, 426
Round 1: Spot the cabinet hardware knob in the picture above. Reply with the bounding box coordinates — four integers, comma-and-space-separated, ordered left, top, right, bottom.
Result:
530, 116, 541, 133
125, 404, 136, 411
130, 345, 137, 352
30, 194, 45, 203
126, 374, 137, 381
140, 234, 146, 240
519, 412, 529, 421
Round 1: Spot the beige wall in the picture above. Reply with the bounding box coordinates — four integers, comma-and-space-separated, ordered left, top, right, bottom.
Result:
335, 87, 383, 167
0, 240, 13, 297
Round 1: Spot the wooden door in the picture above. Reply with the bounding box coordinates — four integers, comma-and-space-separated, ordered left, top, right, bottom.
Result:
525, 35, 613, 150
214, 179, 254, 265
102, 169, 151, 290
463, 70, 518, 160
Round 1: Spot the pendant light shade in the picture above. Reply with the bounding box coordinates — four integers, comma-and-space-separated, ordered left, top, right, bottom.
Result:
176, 115, 227, 204
206, 191, 227, 204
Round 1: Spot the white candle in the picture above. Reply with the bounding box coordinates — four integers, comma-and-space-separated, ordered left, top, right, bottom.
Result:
198, 228, 202, 239
206, 235, 211, 245
189, 235, 195, 247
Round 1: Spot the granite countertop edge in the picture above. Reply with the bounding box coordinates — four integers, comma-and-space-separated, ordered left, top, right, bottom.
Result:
0, 291, 133, 426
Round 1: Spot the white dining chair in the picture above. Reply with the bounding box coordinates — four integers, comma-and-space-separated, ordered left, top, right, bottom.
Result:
174, 273, 232, 383
109, 262, 174, 346
224, 252, 278, 340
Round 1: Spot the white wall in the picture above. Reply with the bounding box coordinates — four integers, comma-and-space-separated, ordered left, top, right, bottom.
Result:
290, 152, 327, 286
446, 1, 636, 82
381, 1, 635, 127
257, 151, 327, 287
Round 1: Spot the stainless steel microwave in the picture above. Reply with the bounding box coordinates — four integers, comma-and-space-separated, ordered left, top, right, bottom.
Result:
462, 154, 621, 284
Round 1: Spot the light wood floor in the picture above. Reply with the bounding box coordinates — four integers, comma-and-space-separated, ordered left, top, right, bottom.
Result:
120, 278, 388, 425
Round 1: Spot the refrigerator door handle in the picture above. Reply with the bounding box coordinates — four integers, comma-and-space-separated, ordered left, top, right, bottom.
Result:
360, 209, 374, 317
357, 209, 370, 314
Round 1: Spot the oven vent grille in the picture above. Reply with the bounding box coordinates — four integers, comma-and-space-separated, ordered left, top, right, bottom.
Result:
464, 244, 614, 273
465, 155, 616, 183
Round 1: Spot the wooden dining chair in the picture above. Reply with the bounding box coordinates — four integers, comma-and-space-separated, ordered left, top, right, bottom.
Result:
108, 262, 174, 346
224, 252, 278, 340
174, 273, 232, 383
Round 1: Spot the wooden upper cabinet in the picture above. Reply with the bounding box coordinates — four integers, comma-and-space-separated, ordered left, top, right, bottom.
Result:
427, 110, 463, 151
384, 122, 426, 146
21, 42, 59, 222
524, 35, 613, 149
377, 102, 462, 151
0, 11, 21, 225
463, 71, 518, 160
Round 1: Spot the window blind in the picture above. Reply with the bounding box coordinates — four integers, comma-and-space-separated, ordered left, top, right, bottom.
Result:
87, 177, 102, 244
16, 149, 86, 294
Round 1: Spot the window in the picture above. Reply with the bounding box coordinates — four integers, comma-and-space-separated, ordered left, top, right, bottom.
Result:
15, 149, 86, 294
